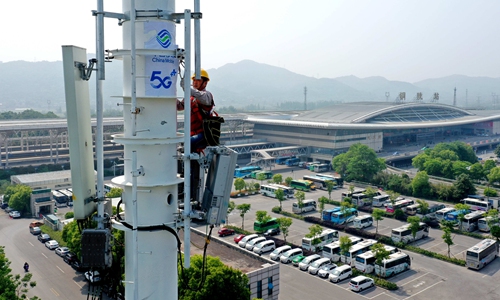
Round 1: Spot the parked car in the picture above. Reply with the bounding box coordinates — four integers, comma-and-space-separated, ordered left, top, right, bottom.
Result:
298, 254, 321, 271
280, 248, 303, 264
238, 234, 259, 248
269, 245, 291, 261
317, 263, 338, 278
38, 233, 51, 243
70, 259, 87, 272
308, 257, 332, 275
233, 234, 245, 244
329, 265, 352, 283
1, 203, 8, 209
253, 240, 276, 254
55, 247, 70, 257
218, 228, 235, 237
263, 228, 280, 237
292, 255, 306, 267
45, 240, 59, 250
9, 211, 21, 218
29, 226, 41, 235
4, 206, 13, 213
245, 237, 266, 251
29, 221, 44, 228
349, 275, 375, 292
85, 270, 101, 283
64, 252, 78, 264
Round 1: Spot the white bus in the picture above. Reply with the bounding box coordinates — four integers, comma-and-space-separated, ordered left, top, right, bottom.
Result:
352, 193, 371, 207
462, 210, 486, 232
461, 198, 490, 211
341, 189, 366, 200
435, 207, 455, 222
354, 245, 398, 274
478, 217, 499, 232
292, 199, 317, 214
466, 239, 498, 270
372, 194, 390, 207
374, 252, 411, 278
269, 184, 294, 198
404, 204, 420, 215
341, 239, 377, 266
391, 223, 429, 244
104, 183, 121, 194
322, 237, 363, 262
260, 184, 293, 198
302, 229, 339, 251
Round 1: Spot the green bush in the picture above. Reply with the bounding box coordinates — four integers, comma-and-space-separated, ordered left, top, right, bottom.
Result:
64, 212, 74, 219
40, 224, 66, 247
224, 225, 252, 235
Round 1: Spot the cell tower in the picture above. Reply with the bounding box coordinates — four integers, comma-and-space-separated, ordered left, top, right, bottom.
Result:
394, 92, 406, 104
453, 87, 457, 106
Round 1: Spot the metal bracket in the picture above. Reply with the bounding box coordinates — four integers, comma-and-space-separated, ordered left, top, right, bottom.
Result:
75, 58, 97, 81
92, 10, 129, 26
169, 12, 202, 23
176, 48, 186, 60
132, 166, 145, 177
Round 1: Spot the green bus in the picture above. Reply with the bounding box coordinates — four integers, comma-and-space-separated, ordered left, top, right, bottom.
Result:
250, 170, 273, 180
254, 218, 279, 233
290, 179, 315, 191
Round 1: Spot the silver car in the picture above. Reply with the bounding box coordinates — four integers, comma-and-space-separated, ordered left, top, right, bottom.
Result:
317, 263, 337, 278
298, 254, 321, 271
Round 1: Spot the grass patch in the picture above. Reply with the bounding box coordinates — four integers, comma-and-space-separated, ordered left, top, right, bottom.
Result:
40, 224, 66, 247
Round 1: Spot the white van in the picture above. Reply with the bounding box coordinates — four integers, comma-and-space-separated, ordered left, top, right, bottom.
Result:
238, 234, 259, 248
270, 245, 291, 261
329, 265, 352, 283
280, 248, 303, 264
299, 254, 321, 271
353, 215, 373, 229
245, 237, 266, 251
308, 257, 331, 275
253, 240, 275, 254
404, 204, 420, 215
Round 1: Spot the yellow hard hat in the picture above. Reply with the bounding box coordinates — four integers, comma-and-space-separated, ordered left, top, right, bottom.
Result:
191, 69, 209, 81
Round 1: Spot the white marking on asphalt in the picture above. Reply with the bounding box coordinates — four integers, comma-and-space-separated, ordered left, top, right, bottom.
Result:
402, 280, 443, 299
74, 280, 82, 288
29, 242, 34, 247
50, 288, 60, 296
41, 253, 48, 258
57, 265, 65, 273
400, 272, 428, 286
424, 242, 442, 250
369, 292, 400, 300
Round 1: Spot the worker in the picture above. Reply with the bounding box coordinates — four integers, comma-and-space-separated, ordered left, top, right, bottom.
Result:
177, 68, 214, 152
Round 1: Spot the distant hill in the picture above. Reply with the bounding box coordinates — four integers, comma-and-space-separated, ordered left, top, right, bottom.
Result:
1, 59, 499, 113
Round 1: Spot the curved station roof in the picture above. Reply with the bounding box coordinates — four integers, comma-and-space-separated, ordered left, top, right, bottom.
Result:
247, 102, 500, 130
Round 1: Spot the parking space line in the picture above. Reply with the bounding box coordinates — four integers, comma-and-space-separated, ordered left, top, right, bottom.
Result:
402, 280, 443, 300
50, 288, 60, 296
423, 242, 442, 250
74, 280, 82, 288
29, 242, 34, 247
41, 253, 48, 258
369, 292, 400, 300
57, 265, 65, 273
399, 272, 429, 286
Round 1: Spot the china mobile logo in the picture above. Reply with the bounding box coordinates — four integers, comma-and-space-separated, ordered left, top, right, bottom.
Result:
156, 29, 172, 48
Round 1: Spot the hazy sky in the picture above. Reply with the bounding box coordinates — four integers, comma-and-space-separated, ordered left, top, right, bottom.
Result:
1, 0, 499, 82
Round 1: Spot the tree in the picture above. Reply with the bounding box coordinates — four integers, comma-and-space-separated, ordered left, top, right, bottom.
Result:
372, 208, 385, 235
305, 224, 324, 252
489, 167, 500, 185
486, 209, 499, 230
285, 176, 293, 186
178, 255, 250, 300
495, 144, 500, 158
106, 187, 122, 198
236, 203, 251, 230
256, 172, 267, 185
454, 203, 470, 231
484, 187, 498, 200
339, 236, 352, 259
411, 171, 432, 198
294, 190, 305, 209
227, 201, 236, 225
234, 178, 245, 193
277, 217, 293, 243
387, 190, 400, 206
491, 225, 500, 242
416, 199, 429, 218
484, 160, 496, 174
255, 210, 271, 224
364, 187, 377, 202
332, 143, 386, 181
275, 188, 285, 211
318, 196, 329, 215
62, 220, 82, 259
340, 201, 352, 225
272, 174, 283, 185
442, 227, 454, 258
0, 246, 40, 300
325, 180, 335, 200
453, 174, 476, 199
468, 163, 485, 182
407, 216, 421, 242
5, 184, 32, 214
371, 243, 390, 277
